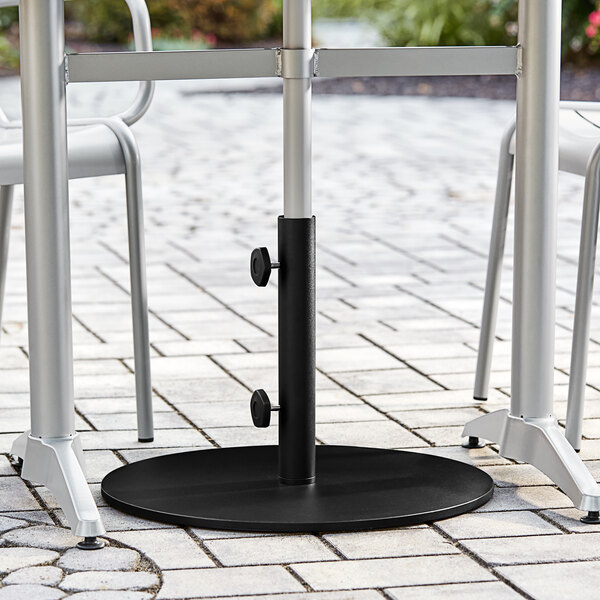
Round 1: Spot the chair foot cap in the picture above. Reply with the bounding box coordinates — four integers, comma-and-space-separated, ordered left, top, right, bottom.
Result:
76, 537, 106, 550
581, 511, 600, 524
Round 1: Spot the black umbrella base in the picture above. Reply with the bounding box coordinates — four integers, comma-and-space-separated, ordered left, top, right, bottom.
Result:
101, 445, 493, 532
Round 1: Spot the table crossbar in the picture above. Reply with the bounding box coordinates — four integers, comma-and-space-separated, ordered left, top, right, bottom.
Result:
66, 46, 519, 83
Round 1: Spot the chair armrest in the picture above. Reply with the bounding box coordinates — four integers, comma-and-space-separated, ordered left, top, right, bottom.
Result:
0, 0, 155, 126
118, 0, 155, 125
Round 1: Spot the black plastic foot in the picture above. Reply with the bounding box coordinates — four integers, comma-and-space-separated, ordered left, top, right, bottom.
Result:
473, 396, 487, 402
581, 511, 600, 524
462, 436, 486, 449
138, 437, 154, 443
76, 537, 106, 550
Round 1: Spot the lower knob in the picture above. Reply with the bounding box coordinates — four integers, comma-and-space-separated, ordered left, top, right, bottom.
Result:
250, 389, 279, 428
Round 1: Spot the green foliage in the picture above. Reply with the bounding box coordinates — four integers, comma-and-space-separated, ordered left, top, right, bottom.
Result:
67, 0, 279, 44
371, 0, 508, 47
312, 0, 367, 19
562, 0, 598, 58
0, 33, 18, 70
168, 0, 279, 43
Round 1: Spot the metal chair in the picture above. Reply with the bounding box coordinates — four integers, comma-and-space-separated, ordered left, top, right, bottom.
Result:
474, 103, 600, 452
0, 0, 155, 442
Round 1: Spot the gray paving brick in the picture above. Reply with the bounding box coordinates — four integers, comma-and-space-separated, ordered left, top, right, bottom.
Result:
291, 555, 495, 590
386, 581, 523, 600
157, 565, 305, 598
109, 529, 214, 569
67, 593, 152, 600
206, 593, 382, 600
540, 507, 600, 532
463, 532, 600, 565
483, 464, 554, 488
205, 535, 338, 566
324, 528, 457, 559
0, 516, 27, 534
0, 478, 40, 512
436, 510, 561, 539
316, 347, 403, 372
498, 561, 600, 600
330, 369, 441, 396
60, 571, 159, 592
56, 507, 175, 533
316, 421, 428, 448
2, 526, 80, 551
410, 445, 511, 467
58, 547, 140, 572
0, 547, 59, 573
79, 429, 212, 451
474, 486, 570, 512
390, 407, 485, 428
0, 457, 17, 476
0, 584, 66, 600
2, 565, 63, 586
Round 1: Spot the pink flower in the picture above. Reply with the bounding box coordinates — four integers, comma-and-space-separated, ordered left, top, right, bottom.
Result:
591, 11, 600, 26
586, 24, 598, 39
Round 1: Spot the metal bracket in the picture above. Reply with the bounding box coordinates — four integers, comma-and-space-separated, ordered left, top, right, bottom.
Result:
64, 56, 70, 84
515, 44, 523, 78
276, 48, 314, 79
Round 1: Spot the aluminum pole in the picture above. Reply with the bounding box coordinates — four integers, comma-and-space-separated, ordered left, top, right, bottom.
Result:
20, 0, 75, 438
511, 0, 561, 419
283, 0, 312, 218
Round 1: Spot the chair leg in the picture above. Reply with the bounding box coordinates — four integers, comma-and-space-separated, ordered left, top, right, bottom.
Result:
473, 121, 516, 401
107, 120, 154, 442
0, 185, 14, 339
566, 150, 600, 452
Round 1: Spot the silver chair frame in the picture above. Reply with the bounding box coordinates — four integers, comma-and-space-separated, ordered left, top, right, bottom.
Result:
0, 0, 155, 448
10, 0, 600, 539
474, 105, 600, 453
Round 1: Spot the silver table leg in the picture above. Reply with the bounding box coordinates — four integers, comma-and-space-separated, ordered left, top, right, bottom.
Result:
464, 0, 600, 515
11, 0, 104, 538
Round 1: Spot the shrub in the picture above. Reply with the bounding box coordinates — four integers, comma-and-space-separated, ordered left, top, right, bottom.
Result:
164, 0, 279, 43
565, 0, 600, 59
67, 0, 279, 44
312, 0, 367, 19
0, 33, 18, 70
366, 0, 510, 47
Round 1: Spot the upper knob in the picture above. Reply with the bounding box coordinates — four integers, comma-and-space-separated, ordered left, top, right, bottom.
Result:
250, 247, 279, 287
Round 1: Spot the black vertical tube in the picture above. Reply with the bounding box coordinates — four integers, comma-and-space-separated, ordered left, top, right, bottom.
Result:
278, 215, 316, 485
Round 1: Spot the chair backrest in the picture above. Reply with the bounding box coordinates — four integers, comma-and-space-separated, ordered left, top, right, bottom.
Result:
0, 0, 155, 126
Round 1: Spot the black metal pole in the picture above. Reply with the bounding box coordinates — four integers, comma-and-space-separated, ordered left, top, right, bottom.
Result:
278, 216, 316, 485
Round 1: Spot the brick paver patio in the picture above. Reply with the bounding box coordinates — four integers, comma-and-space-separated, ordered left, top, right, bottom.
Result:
1, 77, 599, 599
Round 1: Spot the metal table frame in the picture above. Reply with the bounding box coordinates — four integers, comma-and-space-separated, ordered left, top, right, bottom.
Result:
11, 0, 599, 540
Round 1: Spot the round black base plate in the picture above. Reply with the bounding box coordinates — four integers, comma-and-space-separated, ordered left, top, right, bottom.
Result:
101, 445, 493, 532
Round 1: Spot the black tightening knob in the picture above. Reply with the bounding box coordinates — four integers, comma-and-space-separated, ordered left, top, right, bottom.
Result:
250, 247, 279, 287
250, 389, 279, 428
